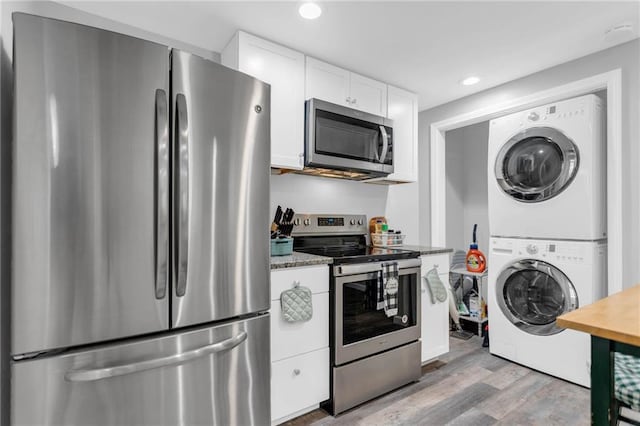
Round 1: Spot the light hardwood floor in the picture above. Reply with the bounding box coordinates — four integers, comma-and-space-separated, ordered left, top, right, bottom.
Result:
285, 335, 590, 425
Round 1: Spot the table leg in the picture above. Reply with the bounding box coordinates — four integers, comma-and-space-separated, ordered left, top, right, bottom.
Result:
591, 335, 615, 425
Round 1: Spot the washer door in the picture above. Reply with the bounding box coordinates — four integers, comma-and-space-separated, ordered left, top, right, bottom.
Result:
495, 127, 579, 202
496, 259, 578, 336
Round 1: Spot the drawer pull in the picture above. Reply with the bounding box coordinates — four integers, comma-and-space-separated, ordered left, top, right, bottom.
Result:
293, 368, 301, 376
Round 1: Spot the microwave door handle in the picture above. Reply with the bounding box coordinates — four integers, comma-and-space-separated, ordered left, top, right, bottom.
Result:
175, 93, 189, 297
379, 126, 389, 163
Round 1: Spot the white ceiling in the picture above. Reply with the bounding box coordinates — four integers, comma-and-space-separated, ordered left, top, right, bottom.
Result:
60, 1, 639, 110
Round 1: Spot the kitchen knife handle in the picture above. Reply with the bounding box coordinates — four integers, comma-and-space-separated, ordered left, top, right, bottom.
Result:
176, 93, 189, 297
64, 331, 248, 382
154, 89, 169, 300
379, 126, 389, 164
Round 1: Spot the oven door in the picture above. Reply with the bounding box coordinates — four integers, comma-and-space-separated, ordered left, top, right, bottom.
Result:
305, 98, 393, 176
334, 260, 420, 365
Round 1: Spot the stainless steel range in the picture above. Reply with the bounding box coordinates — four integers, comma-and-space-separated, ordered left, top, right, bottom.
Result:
292, 214, 422, 415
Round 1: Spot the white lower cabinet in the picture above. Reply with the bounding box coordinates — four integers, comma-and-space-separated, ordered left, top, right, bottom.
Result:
270, 265, 329, 425
271, 348, 330, 423
420, 253, 451, 363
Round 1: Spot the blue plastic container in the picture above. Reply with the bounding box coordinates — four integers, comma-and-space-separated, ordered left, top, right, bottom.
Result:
270, 237, 293, 256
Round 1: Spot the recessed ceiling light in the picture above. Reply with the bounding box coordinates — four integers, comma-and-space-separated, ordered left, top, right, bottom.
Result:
299, 2, 322, 20
461, 76, 480, 86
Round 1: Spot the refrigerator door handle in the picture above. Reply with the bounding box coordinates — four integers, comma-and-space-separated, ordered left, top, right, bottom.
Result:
155, 89, 169, 299
64, 331, 248, 382
175, 93, 189, 297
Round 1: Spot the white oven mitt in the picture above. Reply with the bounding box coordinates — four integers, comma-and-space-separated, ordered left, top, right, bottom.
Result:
424, 267, 448, 304
280, 286, 313, 322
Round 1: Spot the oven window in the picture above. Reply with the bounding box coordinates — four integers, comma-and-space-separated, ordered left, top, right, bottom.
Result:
342, 272, 417, 345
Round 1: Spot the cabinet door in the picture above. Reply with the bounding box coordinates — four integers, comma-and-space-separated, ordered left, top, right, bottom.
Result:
271, 348, 330, 423
305, 56, 350, 107
386, 85, 418, 182
236, 32, 305, 170
349, 72, 388, 116
420, 255, 450, 363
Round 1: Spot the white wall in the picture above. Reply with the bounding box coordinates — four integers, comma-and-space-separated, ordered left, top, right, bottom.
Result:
1, 1, 218, 62
445, 121, 490, 254
419, 38, 640, 290
270, 173, 420, 245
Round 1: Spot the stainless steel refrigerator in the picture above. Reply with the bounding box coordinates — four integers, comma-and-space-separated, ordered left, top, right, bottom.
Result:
11, 13, 270, 425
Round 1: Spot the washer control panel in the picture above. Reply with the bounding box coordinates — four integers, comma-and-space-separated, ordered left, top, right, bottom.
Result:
492, 238, 591, 264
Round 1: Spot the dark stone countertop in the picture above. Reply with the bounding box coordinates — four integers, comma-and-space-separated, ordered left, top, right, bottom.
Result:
397, 245, 454, 256
270, 251, 333, 270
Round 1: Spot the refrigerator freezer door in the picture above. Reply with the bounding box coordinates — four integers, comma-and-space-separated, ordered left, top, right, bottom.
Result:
12, 314, 270, 425
12, 14, 171, 355
171, 50, 271, 328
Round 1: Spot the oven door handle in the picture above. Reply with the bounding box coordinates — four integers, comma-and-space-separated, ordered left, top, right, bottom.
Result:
334, 258, 421, 276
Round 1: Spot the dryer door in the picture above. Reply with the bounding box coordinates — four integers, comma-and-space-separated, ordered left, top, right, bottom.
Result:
494, 127, 578, 202
496, 259, 578, 336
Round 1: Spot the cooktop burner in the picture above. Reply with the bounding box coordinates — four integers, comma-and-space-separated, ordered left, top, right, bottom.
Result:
295, 245, 419, 265
290, 213, 419, 265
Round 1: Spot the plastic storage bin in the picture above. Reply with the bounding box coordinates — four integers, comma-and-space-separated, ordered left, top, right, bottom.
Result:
370, 233, 405, 247
271, 237, 294, 256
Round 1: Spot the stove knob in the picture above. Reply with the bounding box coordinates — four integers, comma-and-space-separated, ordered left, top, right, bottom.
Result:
303, 218, 310, 226
350, 219, 356, 225
294, 218, 300, 226
357, 219, 363, 225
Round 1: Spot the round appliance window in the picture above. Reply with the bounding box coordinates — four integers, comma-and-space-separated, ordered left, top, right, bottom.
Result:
495, 127, 579, 203
496, 260, 578, 336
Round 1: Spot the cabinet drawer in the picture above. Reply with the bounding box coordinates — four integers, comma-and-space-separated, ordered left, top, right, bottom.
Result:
271, 265, 328, 299
271, 348, 330, 423
271, 292, 329, 362
421, 253, 450, 275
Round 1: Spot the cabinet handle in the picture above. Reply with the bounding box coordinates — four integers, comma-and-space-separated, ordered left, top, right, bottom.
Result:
293, 369, 301, 376
346, 97, 352, 104
351, 98, 357, 105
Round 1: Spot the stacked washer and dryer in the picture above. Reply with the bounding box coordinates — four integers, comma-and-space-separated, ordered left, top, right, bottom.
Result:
487, 94, 607, 387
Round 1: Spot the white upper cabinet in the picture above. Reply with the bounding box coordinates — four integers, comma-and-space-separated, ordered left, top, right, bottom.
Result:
349, 73, 388, 117
305, 57, 387, 117
304, 58, 350, 107
383, 85, 419, 183
222, 31, 305, 170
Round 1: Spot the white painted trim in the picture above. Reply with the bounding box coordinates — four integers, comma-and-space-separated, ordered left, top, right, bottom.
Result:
430, 69, 623, 295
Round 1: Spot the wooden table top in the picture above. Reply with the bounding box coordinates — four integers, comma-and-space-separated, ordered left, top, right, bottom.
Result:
557, 284, 640, 346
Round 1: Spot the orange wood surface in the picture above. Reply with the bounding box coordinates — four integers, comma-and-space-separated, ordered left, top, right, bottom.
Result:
557, 284, 640, 346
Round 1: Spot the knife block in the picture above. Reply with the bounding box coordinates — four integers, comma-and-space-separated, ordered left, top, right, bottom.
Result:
270, 237, 293, 256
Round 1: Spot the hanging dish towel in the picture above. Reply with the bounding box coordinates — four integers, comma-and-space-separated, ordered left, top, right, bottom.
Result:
280, 285, 313, 323
381, 263, 399, 317
424, 267, 447, 304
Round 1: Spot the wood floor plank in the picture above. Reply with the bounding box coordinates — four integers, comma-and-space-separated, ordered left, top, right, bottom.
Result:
446, 407, 498, 426
354, 365, 494, 425
410, 382, 498, 425
294, 336, 590, 426
480, 370, 554, 420
495, 378, 590, 425
482, 361, 532, 390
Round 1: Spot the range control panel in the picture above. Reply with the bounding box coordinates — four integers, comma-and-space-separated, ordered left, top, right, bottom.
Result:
291, 214, 367, 236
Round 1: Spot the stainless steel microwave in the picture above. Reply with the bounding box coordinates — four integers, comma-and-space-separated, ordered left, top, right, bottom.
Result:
304, 98, 393, 179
